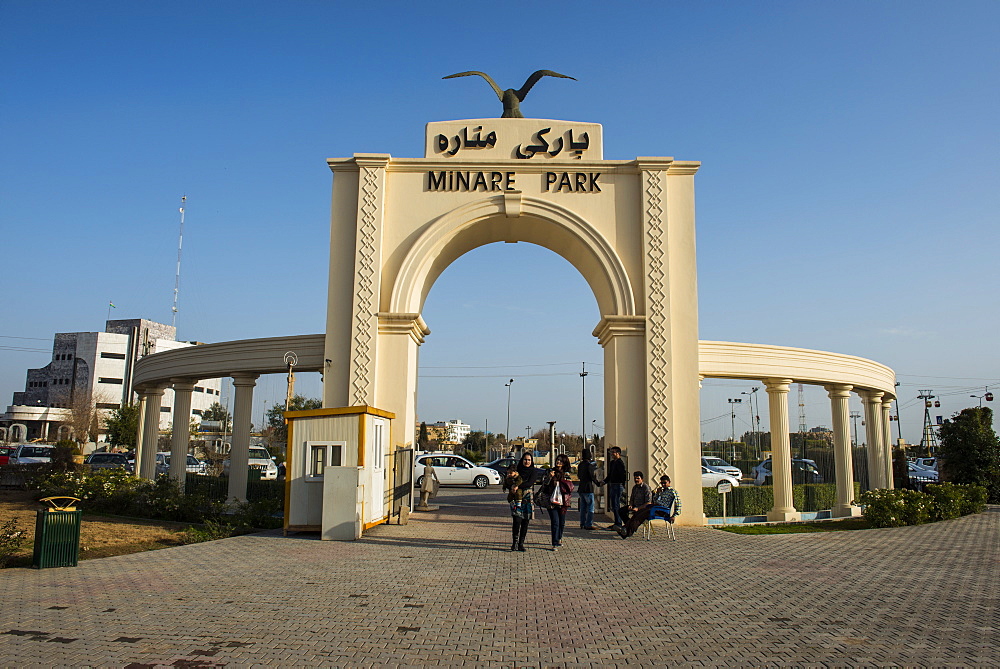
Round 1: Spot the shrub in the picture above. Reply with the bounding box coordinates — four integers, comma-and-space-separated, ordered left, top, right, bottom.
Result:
0, 518, 26, 568
858, 488, 932, 528
50, 440, 82, 473
229, 498, 283, 531
958, 484, 988, 515
183, 519, 237, 544
925, 483, 964, 521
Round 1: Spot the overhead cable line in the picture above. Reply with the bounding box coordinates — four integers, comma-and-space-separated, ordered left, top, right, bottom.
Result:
421, 361, 602, 369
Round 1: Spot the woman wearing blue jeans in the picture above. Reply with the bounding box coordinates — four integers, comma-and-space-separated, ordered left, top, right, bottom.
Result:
543, 458, 574, 551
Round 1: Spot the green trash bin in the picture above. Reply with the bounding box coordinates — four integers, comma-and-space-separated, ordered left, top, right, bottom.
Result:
32, 497, 82, 569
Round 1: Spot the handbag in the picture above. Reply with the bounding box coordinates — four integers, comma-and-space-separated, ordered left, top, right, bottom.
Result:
533, 487, 552, 509
550, 485, 563, 506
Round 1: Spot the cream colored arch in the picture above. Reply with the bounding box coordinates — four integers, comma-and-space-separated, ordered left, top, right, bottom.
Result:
387, 194, 636, 317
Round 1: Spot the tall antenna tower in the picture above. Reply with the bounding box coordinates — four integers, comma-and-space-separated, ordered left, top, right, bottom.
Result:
171, 196, 186, 328
917, 389, 940, 454
797, 383, 807, 432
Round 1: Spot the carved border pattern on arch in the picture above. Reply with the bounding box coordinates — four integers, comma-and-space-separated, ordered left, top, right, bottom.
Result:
643, 168, 671, 477
350, 164, 381, 406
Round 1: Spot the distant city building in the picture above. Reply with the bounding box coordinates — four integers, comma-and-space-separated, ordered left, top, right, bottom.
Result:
416, 418, 471, 448
438, 419, 471, 443
1, 319, 220, 443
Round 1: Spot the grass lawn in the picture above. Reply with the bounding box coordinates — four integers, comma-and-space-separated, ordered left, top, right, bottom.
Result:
1, 489, 190, 569
716, 518, 872, 534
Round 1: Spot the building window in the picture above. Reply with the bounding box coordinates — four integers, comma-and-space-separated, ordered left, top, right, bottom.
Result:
306, 441, 344, 480
96, 403, 120, 410
160, 406, 171, 412
192, 409, 203, 416
100, 352, 127, 360
194, 386, 204, 392
99, 377, 124, 384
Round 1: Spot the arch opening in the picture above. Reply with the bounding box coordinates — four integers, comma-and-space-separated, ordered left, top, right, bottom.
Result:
388, 196, 635, 320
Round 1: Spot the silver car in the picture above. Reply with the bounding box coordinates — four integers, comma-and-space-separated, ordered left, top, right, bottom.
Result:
701, 456, 743, 480
9, 445, 54, 464
701, 466, 741, 491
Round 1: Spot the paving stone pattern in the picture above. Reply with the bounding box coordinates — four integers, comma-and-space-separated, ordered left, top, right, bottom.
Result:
1, 489, 998, 667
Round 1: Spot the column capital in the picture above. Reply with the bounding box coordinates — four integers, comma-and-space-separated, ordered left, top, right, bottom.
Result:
763, 378, 793, 393
824, 383, 853, 398
170, 378, 198, 392
858, 388, 885, 403
592, 315, 645, 347
377, 312, 431, 345
137, 385, 166, 397
353, 153, 391, 169
881, 398, 894, 408
230, 373, 259, 387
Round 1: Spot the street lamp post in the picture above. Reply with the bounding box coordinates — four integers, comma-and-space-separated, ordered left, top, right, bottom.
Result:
505, 379, 514, 447
727, 398, 742, 461
741, 387, 758, 457
580, 362, 588, 449
850, 410, 861, 448
547, 421, 556, 465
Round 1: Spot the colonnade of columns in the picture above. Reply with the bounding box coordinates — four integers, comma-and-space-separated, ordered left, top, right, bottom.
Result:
134, 372, 260, 503
758, 379, 893, 521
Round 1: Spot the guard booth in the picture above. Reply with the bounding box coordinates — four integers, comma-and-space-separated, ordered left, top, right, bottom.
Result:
284, 406, 396, 540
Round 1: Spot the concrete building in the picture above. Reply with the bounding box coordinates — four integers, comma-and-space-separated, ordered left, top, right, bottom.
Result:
1, 319, 220, 443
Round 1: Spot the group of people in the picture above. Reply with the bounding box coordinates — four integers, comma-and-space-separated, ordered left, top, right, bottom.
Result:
502, 446, 681, 551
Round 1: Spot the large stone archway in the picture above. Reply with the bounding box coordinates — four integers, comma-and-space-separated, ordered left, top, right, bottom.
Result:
128, 116, 898, 529
320, 119, 705, 523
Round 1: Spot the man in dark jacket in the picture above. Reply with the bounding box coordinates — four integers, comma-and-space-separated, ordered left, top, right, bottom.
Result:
576, 449, 600, 529
603, 446, 628, 529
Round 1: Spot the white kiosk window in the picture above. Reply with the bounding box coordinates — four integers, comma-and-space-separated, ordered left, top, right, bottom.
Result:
373, 419, 386, 469
306, 441, 344, 480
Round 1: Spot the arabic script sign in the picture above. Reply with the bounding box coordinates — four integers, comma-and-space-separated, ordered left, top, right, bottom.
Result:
425, 119, 603, 161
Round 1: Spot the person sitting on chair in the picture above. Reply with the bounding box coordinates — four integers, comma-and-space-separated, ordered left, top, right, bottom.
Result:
617, 471, 651, 538
618, 473, 681, 538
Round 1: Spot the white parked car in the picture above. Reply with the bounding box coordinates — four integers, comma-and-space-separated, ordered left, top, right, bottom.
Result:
9, 444, 54, 464
414, 454, 502, 488
701, 456, 743, 480
223, 446, 279, 480
701, 466, 741, 491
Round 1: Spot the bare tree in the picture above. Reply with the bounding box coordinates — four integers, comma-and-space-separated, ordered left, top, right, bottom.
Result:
69, 389, 116, 446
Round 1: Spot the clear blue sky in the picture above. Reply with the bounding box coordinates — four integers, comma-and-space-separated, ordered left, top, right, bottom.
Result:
2, 1, 997, 444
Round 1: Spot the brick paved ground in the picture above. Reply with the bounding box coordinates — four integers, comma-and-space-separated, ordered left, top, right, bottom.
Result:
2, 488, 998, 667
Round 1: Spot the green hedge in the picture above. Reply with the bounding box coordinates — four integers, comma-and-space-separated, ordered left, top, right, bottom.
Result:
701, 482, 859, 517
184, 474, 284, 504
858, 483, 986, 528
32, 469, 284, 530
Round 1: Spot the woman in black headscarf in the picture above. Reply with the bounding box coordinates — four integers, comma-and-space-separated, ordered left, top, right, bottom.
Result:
502, 451, 537, 551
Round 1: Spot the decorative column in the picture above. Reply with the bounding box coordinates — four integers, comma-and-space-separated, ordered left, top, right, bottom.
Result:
375, 313, 429, 451
169, 379, 197, 490
137, 386, 165, 480
881, 398, 895, 489
860, 390, 885, 489
227, 373, 258, 503
134, 392, 147, 461
635, 158, 703, 526
827, 384, 861, 517
764, 379, 799, 522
